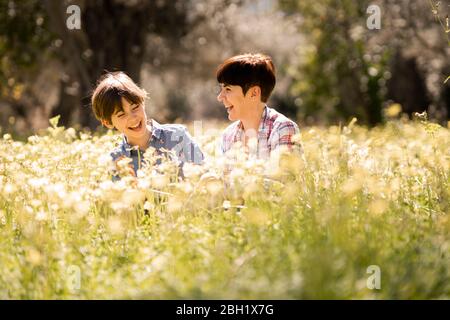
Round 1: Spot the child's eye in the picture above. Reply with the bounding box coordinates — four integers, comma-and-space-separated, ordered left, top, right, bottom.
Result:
133, 105, 139, 110
117, 113, 125, 118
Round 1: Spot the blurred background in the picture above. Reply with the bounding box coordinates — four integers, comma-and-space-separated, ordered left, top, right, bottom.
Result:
0, 0, 449, 136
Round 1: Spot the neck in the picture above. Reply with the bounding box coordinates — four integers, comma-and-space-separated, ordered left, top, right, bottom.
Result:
127, 128, 151, 151
241, 103, 265, 133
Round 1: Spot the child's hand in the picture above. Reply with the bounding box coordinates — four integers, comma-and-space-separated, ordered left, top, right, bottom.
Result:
115, 156, 136, 177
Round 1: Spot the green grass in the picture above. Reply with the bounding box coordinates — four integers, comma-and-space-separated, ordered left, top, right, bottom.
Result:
0, 119, 448, 299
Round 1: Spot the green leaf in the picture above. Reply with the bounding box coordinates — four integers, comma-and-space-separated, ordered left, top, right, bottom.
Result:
49, 115, 60, 128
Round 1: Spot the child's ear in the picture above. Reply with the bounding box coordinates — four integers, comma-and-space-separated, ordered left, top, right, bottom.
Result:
101, 119, 114, 129
249, 86, 261, 98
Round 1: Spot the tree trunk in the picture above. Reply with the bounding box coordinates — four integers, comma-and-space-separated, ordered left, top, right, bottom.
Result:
386, 52, 430, 117
44, 0, 152, 129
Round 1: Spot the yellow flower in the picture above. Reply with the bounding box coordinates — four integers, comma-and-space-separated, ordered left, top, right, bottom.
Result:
167, 197, 183, 214
25, 248, 43, 266
341, 178, 362, 196
107, 216, 124, 235
368, 199, 388, 216
222, 200, 231, 210
385, 103, 402, 118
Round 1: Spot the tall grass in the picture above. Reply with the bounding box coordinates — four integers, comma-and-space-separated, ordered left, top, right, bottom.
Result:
0, 118, 448, 299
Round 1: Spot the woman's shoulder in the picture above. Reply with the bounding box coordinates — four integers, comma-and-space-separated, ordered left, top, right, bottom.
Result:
222, 120, 241, 136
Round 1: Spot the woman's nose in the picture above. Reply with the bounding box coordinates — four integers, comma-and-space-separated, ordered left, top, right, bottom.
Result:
217, 90, 224, 102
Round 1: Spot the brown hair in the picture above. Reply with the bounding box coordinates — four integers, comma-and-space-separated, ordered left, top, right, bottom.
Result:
216, 53, 276, 102
91, 71, 147, 125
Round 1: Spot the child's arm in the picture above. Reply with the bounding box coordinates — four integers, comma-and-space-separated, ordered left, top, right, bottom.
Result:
182, 128, 204, 165
110, 154, 136, 181
170, 126, 204, 165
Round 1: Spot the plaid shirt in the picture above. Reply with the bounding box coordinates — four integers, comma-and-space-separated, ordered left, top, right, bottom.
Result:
220, 105, 301, 159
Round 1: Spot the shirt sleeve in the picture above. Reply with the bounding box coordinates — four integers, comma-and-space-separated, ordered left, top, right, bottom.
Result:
171, 126, 204, 165
220, 122, 239, 155
270, 121, 302, 154
110, 149, 123, 181
220, 133, 227, 155
184, 128, 204, 164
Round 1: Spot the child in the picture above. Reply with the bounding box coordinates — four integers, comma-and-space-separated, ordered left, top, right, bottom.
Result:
216, 53, 301, 159
91, 71, 203, 179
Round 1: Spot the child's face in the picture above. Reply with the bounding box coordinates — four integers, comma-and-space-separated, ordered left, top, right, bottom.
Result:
103, 97, 149, 143
217, 84, 256, 122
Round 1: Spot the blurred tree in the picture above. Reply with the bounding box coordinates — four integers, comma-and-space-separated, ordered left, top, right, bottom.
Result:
278, 0, 390, 126
0, 0, 239, 130
378, 0, 449, 122
44, 0, 212, 128
279, 0, 450, 125
0, 0, 54, 132
4, 0, 446, 131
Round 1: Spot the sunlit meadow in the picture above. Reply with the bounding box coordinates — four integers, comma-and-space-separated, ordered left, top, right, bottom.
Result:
0, 115, 449, 299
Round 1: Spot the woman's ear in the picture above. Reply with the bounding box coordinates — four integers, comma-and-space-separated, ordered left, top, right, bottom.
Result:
101, 119, 114, 129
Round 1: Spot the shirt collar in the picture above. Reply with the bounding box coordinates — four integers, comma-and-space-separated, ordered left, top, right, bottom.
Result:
120, 119, 162, 156
258, 105, 269, 132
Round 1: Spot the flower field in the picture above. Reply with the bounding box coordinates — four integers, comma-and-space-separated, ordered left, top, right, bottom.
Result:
0, 118, 449, 299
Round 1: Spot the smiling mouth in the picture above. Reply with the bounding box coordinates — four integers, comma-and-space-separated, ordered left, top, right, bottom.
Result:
128, 120, 142, 131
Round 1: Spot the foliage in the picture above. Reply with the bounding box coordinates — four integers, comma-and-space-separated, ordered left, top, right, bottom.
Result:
429, 0, 450, 84
0, 0, 53, 99
278, 0, 391, 126
429, 0, 450, 46
0, 118, 448, 299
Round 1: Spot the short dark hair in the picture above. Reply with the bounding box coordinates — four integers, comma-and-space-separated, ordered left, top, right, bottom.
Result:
216, 53, 276, 102
91, 71, 147, 124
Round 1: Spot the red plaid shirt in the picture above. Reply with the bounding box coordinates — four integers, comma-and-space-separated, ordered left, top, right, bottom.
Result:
221, 106, 301, 159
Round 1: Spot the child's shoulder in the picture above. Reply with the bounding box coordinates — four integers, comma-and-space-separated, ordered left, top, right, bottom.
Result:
152, 120, 187, 136
109, 138, 129, 161
151, 120, 198, 148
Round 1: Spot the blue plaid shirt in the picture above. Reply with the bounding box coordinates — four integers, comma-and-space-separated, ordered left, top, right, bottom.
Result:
110, 119, 203, 179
